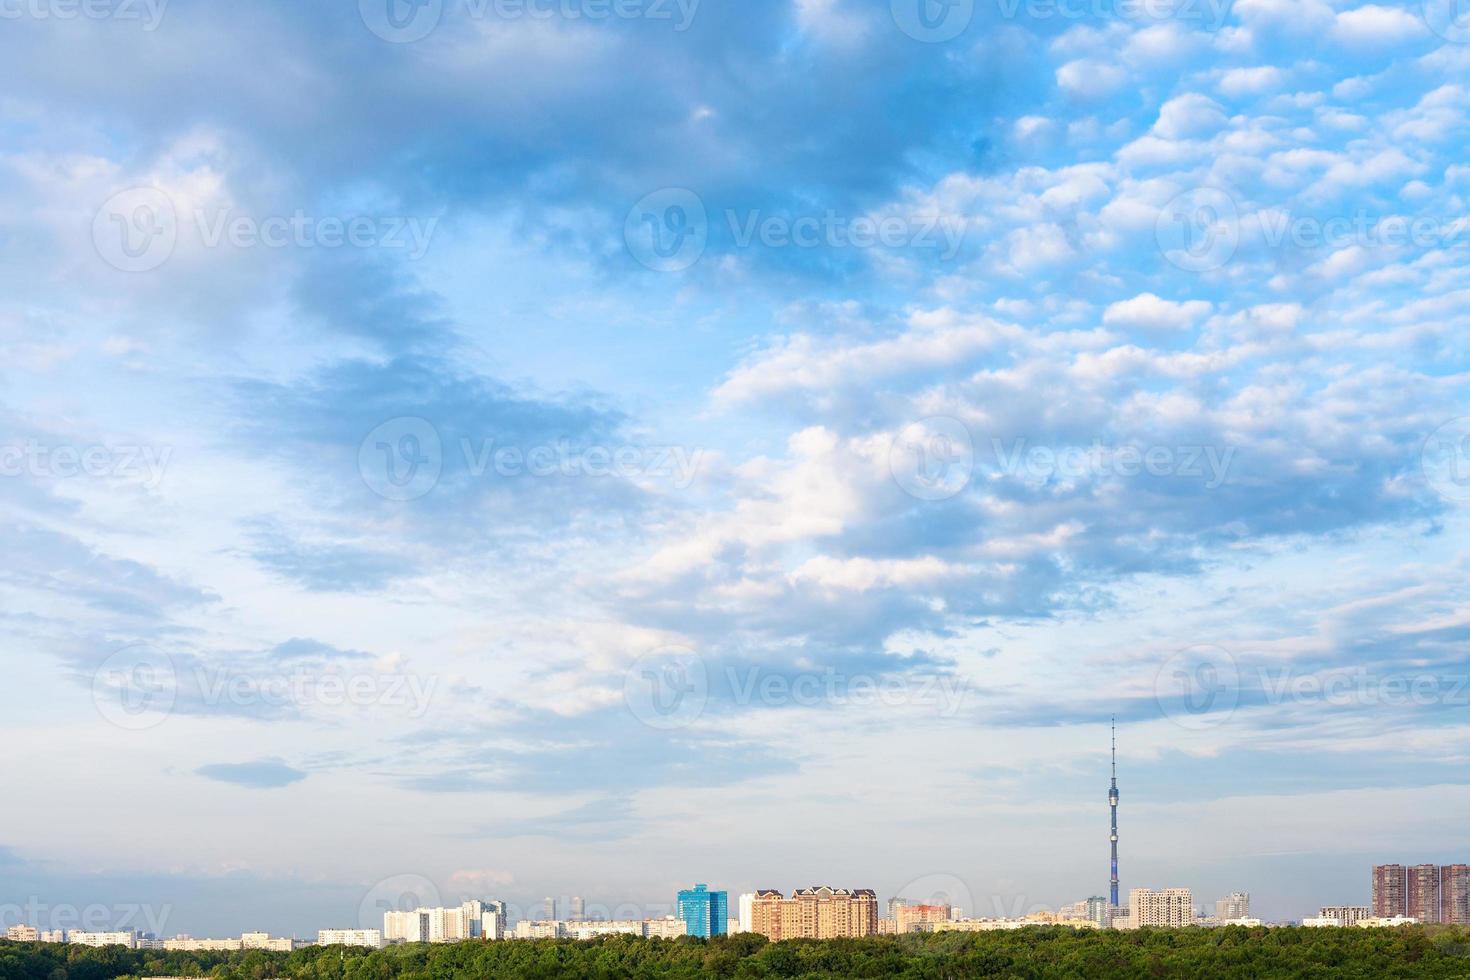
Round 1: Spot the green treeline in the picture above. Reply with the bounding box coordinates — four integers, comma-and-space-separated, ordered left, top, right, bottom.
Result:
4, 927, 1470, 980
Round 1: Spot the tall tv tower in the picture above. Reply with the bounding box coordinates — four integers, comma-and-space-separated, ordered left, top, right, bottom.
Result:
1109, 716, 1120, 908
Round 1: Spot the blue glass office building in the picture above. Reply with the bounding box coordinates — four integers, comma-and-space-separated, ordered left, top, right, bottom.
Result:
676, 883, 728, 938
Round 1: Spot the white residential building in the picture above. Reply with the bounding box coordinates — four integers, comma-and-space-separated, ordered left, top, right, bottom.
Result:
163, 938, 243, 951
69, 932, 137, 949
737, 893, 755, 934
482, 902, 507, 941
384, 911, 429, 944
6, 926, 39, 942
513, 921, 562, 940
317, 929, 383, 947
643, 918, 687, 940
563, 921, 642, 940
38, 931, 66, 944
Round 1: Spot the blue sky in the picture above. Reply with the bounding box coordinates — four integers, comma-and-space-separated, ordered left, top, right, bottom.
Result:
2, 0, 1469, 936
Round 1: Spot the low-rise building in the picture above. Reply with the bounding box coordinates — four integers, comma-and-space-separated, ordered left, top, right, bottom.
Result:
69, 932, 137, 949
5, 926, 39, 942
1356, 916, 1419, 928
38, 931, 66, 944
895, 904, 951, 933
317, 929, 382, 948
241, 933, 296, 952
162, 938, 243, 952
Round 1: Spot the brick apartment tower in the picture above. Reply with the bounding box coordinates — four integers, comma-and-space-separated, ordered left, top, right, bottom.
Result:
1441, 865, 1470, 925
1408, 865, 1441, 923
1373, 865, 1407, 917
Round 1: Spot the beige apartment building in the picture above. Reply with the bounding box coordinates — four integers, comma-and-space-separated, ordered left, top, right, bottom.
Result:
750, 886, 879, 940
1120, 888, 1193, 929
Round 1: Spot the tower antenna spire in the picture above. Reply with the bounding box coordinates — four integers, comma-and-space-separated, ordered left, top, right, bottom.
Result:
1109, 715, 1120, 911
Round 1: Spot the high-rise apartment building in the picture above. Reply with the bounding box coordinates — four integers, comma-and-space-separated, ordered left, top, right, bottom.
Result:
1084, 896, 1111, 928
1125, 888, 1193, 929
384, 910, 429, 944
1216, 892, 1250, 921
1408, 865, 1440, 923
676, 884, 729, 938
750, 887, 879, 940
5, 926, 39, 942
569, 897, 585, 922
542, 898, 558, 922
482, 901, 508, 941
1373, 865, 1407, 917
1441, 865, 1470, 925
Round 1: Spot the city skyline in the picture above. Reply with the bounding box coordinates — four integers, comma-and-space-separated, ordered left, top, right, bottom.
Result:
0, 719, 1456, 934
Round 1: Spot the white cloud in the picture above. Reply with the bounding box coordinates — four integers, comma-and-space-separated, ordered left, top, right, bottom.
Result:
1219, 66, 1286, 98
1330, 4, 1427, 47
1103, 293, 1213, 331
